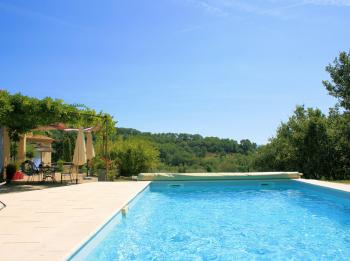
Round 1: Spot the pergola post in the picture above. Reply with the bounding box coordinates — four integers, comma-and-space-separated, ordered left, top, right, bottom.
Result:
17, 134, 26, 164
41, 144, 52, 166
0, 127, 11, 179
104, 115, 109, 178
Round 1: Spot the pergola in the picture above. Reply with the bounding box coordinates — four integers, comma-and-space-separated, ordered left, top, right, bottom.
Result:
2, 124, 62, 167
0, 113, 110, 179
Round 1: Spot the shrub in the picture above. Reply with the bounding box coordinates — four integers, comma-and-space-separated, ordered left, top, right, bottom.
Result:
26, 143, 35, 160
6, 163, 17, 183
107, 170, 117, 181
56, 160, 64, 172
110, 137, 159, 177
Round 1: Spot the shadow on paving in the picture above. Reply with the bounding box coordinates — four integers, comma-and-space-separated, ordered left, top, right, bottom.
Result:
0, 182, 75, 194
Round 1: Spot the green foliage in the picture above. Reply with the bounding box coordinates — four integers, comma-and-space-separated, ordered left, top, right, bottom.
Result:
0, 91, 80, 141
92, 157, 106, 170
110, 137, 159, 176
6, 163, 17, 174
50, 131, 77, 162
10, 141, 18, 160
199, 153, 253, 172
5, 163, 17, 183
107, 170, 117, 181
56, 160, 64, 172
0, 91, 116, 144
0, 91, 116, 170
327, 108, 350, 179
116, 128, 257, 172
0, 90, 11, 123
253, 106, 335, 179
25, 143, 35, 159
323, 50, 350, 111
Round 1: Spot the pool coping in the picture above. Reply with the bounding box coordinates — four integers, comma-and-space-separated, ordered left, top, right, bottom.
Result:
138, 172, 302, 181
296, 179, 350, 193
66, 184, 151, 260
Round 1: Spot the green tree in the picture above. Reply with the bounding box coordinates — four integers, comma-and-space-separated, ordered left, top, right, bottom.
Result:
50, 130, 77, 162
253, 143, 278, 171
238, 139, 257, 155
253, 106, 334, 179
0, 92, 81, 141
0, 90, 11, 123
323, 50, 350, 111
327, 107, 350, 179
110, 137, 159, 176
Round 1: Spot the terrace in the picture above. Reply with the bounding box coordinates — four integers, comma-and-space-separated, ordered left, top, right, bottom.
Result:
0, 181, 150, 260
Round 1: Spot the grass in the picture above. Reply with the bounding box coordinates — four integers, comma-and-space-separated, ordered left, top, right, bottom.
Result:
330, 180, 350, 184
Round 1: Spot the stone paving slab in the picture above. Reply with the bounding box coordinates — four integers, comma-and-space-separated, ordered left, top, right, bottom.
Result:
0, 181, 150, 261
297, 179, 350, 193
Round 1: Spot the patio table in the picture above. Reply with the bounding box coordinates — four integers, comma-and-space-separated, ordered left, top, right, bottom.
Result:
41, 165, 56, 182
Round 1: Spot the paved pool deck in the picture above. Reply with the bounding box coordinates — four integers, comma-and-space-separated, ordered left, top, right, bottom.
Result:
0, 181, 150, 261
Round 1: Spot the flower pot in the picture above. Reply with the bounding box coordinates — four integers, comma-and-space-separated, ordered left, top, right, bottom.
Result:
97, 169, 106, 181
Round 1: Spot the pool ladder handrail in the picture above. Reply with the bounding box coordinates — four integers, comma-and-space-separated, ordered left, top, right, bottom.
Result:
0, 200, 5, 210
0, 181, 6, 210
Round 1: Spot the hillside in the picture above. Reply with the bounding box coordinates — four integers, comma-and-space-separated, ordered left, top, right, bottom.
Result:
116, 128, 258, 172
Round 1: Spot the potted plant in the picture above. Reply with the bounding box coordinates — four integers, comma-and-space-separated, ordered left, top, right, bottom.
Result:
56, 159, 64, 172
6, 163, 17, 184
95, 157, 115, 181
96, 161, 106, 181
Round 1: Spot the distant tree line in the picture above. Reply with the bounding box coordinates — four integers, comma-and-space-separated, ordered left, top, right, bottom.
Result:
115, 128, 257, 173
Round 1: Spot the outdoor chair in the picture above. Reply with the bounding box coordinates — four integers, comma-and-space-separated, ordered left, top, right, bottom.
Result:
21, 160, 40, 182
61, 163, 73, 183
42, 165, 56, 183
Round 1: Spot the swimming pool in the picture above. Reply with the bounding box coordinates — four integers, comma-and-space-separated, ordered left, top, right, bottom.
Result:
69, 180, 350, 260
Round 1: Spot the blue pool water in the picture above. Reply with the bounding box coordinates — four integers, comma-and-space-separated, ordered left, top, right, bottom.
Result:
70, 181, 350, 260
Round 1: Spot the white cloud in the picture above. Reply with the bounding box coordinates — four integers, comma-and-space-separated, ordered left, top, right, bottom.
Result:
174, 0, 228, 16
175, 0, 350, 18
305, 0, 350, 6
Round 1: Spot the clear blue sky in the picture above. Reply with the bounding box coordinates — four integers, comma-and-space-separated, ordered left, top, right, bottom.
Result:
1, 0, 349, 144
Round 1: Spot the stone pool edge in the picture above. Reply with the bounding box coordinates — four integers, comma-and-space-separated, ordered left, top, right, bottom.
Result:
296, 179, 350, 193
138, 172, 302, 181
65, 182, 151, 261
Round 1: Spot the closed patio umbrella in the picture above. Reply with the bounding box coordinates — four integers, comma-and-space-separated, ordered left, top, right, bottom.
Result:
86, 131, 95, 177
86, 131, 95, 160
72, 128, 86, 183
